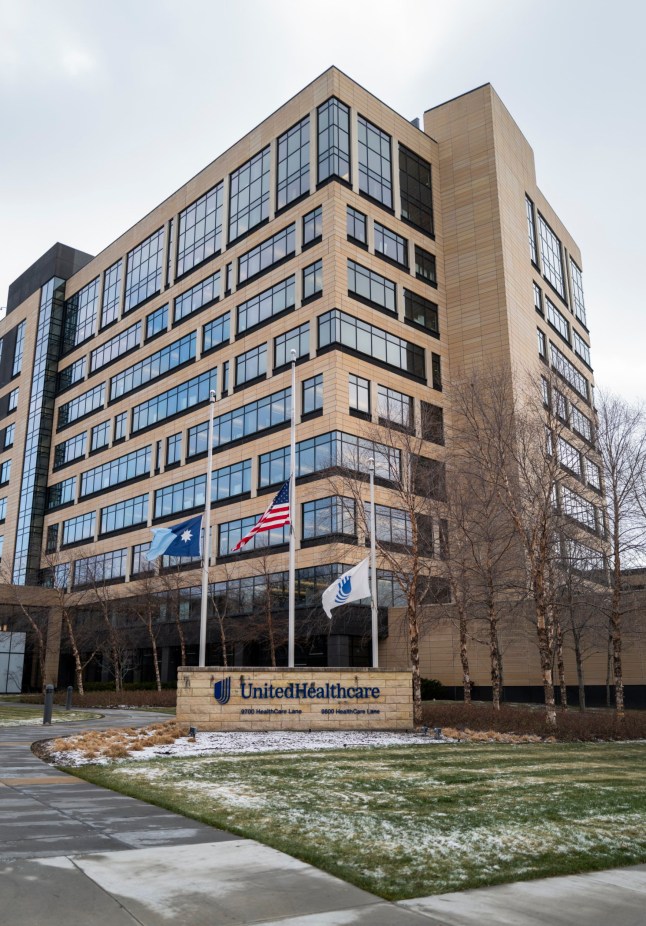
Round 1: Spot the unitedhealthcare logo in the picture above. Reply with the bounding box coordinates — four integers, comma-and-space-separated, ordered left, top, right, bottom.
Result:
334, 574, 353, 605
213, 677, 231, 705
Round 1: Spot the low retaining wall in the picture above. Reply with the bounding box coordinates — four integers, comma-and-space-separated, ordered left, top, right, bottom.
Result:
176, 667, 413, 731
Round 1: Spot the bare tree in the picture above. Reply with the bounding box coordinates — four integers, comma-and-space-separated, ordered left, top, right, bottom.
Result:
595, 391, 646, 718
127, 568, 165, 691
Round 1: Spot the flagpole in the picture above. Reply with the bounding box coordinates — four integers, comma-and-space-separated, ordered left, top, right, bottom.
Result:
288, 349, 297, 668
368, 457, 378, 668
199, 389, 217, 668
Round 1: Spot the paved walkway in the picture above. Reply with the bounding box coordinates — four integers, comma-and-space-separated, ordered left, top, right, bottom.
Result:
1, 707, 645, 925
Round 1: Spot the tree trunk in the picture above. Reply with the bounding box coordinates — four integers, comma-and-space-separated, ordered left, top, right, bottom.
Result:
216, 613, 228, 667
458, 605, 471, 704
407, 587, 422, 726
611, 520, 625, 718
150, 627, 162, 692
266, 597, 276, 668
572, 625, 586, 711
534, 568, 557, 728
486, 575, 501, 710
63, 611, 85, 696
554, 611, 568, 710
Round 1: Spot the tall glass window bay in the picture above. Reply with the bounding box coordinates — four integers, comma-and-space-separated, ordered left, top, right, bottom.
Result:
110, 332, 195, 400
526, 196, 538, 265
374, 222, 408, 266
124, 228, 164, 312
229, 147, 270, 241
274, 322, 309, 368
12, 320, 26, 375
347, 260, 396, 313
277, 116, 310, 210
62, 277, 100, 352
177, 182, 223, 276
317, 98, 350, 184
302, 496, 355, 540
400, 146, 434, 235
102, 259, 122, 328
538, 214, 565, 299
358, 116, 392, 207
319, 309, 425, 379
13, 278, 66, 583
570, 260, 587, 326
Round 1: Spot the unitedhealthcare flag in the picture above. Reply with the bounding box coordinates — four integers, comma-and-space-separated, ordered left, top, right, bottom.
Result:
322, 558, 371, 619
144, 514, 203, 562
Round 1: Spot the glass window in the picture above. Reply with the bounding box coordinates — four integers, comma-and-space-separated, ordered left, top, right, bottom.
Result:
62, 278, 99, 352
154, 460, 251, 518
54, 432, 86, 468
367, 502, 413, 547
177, 182, 224, 276
571, 405, 593, 442
431, 353, 442, 390
378, 385, 413, 429
132, 368, 217, 433
47, 477, 75, 509
538, 214, 565, 299
187, 387, 291, 456
558, 436, 582, 476
302, 259, 322, 300
238, 224, 296, 284
526, 196, 538, 264
90, 321, 141, 372
274, 322, 309, 368
546, 297, 569, 342
229, 147, 271, 241
237, 277, 295, 334
537, 328, 547, 359
374, 221, 407, 266
174, 271, 221, 323
8, 388, 18, 411
73, 549, 126, 587
166, 432, 181, 466
318, 309, 425, 379
400, 145, 434, 234
101, 259, 122, 328
58, 357, 86, 392
166, 217, 174, 283
404, 289, 439, 335
541, 376, 550, 406
317, 98, 350, 184
110, 332, 196, 401
80, 446, 151, 497
302, 206, 322, 245
586, 458, 601, 490
420, 401, 443, 444
62, 511, 95, 545
349, 374, 370, 415
358, 116, 392, 207
202, 311, 231, 353
347, 259, 396, 313
277, 116, 310, 210
91, 420, 110, 451
219, 512, 289, 557
100, 493, 148, 534
146, 304, 168, 340
347, 206, 367, 244
0, 497, 6, 520
235, 343, 267, 387
302, 373, 323, 415
0, 460, 10, 484
4, 423, 15, 448
114, 412, 127, 442
570, 260, 587, 326
573, 330, 591, 366
302, 496, 355, 540
561, 485, 597, 533
553, 388, 568, 421
222, 360, 229, 394
414, 246, 436, 286
550, 343, 589, 400
58, 383, 105, 428
533, 282, 543, 313
124, 228, 164, 312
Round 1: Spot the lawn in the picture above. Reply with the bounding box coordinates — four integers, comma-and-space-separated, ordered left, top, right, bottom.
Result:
68, 741, 646, 900
0, 704, 100, 726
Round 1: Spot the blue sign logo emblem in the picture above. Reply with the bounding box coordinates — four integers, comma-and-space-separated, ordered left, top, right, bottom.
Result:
334, 574, 352, 606
213, 677, 231, 705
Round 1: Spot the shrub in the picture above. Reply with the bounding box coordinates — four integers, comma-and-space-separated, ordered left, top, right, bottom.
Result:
420, 678, 444, 700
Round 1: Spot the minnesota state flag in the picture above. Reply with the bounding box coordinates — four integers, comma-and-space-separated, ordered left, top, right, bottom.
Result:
144, 514, 202, 562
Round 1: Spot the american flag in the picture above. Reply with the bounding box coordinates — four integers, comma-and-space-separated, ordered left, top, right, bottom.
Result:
231, 480, 291, 553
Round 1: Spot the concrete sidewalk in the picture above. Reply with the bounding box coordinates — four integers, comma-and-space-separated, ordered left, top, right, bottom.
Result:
1, 709, 645, 925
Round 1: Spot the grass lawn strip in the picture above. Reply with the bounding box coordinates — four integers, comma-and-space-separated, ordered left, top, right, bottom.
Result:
0, 705, 100, 726
67, 742, 646, 901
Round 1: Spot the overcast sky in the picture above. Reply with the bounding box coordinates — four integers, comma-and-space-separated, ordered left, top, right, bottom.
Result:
1, 0, 644, 401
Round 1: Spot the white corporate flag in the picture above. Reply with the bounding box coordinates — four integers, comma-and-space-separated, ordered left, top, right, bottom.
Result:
322, 557, 371, 619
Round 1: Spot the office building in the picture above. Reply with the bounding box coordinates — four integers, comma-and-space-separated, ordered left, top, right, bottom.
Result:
0, 68, 608, 691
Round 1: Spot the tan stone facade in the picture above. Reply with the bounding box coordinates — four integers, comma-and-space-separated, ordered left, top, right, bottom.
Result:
177, 667, 413, 730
